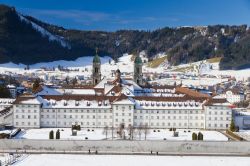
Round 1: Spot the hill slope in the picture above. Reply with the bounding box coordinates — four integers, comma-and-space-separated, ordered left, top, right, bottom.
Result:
0, 4, 250, 69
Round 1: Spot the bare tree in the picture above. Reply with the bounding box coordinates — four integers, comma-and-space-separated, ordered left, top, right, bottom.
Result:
117, 123, 125, 139
143, 124, 149, 140
127, 124, 135, 140
103, 126, 109, 140
111, 126, 114, 140
138, 124, 143, 140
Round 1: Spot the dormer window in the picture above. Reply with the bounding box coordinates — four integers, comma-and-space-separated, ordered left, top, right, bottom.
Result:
75, 101, 79, 106
87, 101, 91, 106
98, 101, 102, 106
64, 101, 67, 106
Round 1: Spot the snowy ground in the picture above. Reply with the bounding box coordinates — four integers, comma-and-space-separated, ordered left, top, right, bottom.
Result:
234, 130, 250, 141
0, 54, 147, 80
0, 129, 12, 134
11, 154, 250, 166
14, 128, 228, 141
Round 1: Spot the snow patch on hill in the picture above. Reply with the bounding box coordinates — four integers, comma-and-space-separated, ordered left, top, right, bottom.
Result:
18, 14, 71, 49
0, 56, 112, 69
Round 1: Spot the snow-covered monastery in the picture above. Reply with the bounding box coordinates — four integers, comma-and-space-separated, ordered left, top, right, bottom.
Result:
11, 52, 233, 130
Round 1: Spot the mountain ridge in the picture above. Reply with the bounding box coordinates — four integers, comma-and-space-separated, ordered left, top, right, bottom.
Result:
0, 4, 250, 69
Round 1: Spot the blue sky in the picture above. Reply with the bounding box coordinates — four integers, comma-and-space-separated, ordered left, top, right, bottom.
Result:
0, 0, 250, 31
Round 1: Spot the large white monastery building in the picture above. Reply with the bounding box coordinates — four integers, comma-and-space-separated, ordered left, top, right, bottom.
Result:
9, 52, 233, 130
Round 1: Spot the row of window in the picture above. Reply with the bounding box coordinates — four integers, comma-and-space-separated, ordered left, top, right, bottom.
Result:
115, 113, 132, 116
41, 121, 113, 126
207, 123, 229, 128
16, 115, 37, 119
42, 109, 111, 113
16, 115, 230, 121
115, 119, 132, 123
115, 105, 133, 111
15, 110, 38, 113
134, 115, 204, 120
15, 121, 229, 128
208, 117, 230, 121
15, 122, 37, 126
16, 105, 38, 108
135, 110, 202, 114
208, 106, 229, 110
207, 111, 231, 115
41, 114, 113, 119
134, 122, 204, 127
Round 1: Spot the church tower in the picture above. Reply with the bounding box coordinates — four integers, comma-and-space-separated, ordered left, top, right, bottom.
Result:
92, 48, 101, 85
134, 55, 143, 85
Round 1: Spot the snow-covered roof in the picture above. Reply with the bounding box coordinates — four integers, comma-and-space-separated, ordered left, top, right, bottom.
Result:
94, 77, 108, 89
135, 100, 203, 110
41, 99, 111, 109
36, 86, 62, 96
0, 98, 15, 104
57, 89, 96, 95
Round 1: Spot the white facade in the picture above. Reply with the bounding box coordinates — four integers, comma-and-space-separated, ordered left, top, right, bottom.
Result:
13, 97, 41, 128
133, 100, 205, 129
205, 103, 232, 130
112, 99, 134, 128
219, 90, 244, 104
11, 96, 232, 130
11, 78, 233, 130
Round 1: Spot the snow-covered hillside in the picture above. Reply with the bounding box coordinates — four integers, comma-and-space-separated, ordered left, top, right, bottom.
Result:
18, 14, 71, 49
0, 54, 250, 84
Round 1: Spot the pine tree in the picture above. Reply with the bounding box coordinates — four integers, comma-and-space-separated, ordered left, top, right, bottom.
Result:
198, 132, 203, 140
0, 85, 11, 98
192, 132, 198, 140
230, 119, 236, 132
49, 130, 54, 139
56, 129, 60, 139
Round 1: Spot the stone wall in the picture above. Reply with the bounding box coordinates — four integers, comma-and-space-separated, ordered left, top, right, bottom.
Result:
0, 140, 250, 155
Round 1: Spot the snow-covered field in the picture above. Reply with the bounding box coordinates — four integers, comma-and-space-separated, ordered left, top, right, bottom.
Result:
14, 128, 228, 141
11, 154, 250, 166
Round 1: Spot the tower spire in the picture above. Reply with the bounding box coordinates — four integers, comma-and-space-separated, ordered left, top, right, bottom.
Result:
134, 55, 143, 85
92, 48, 101, 85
